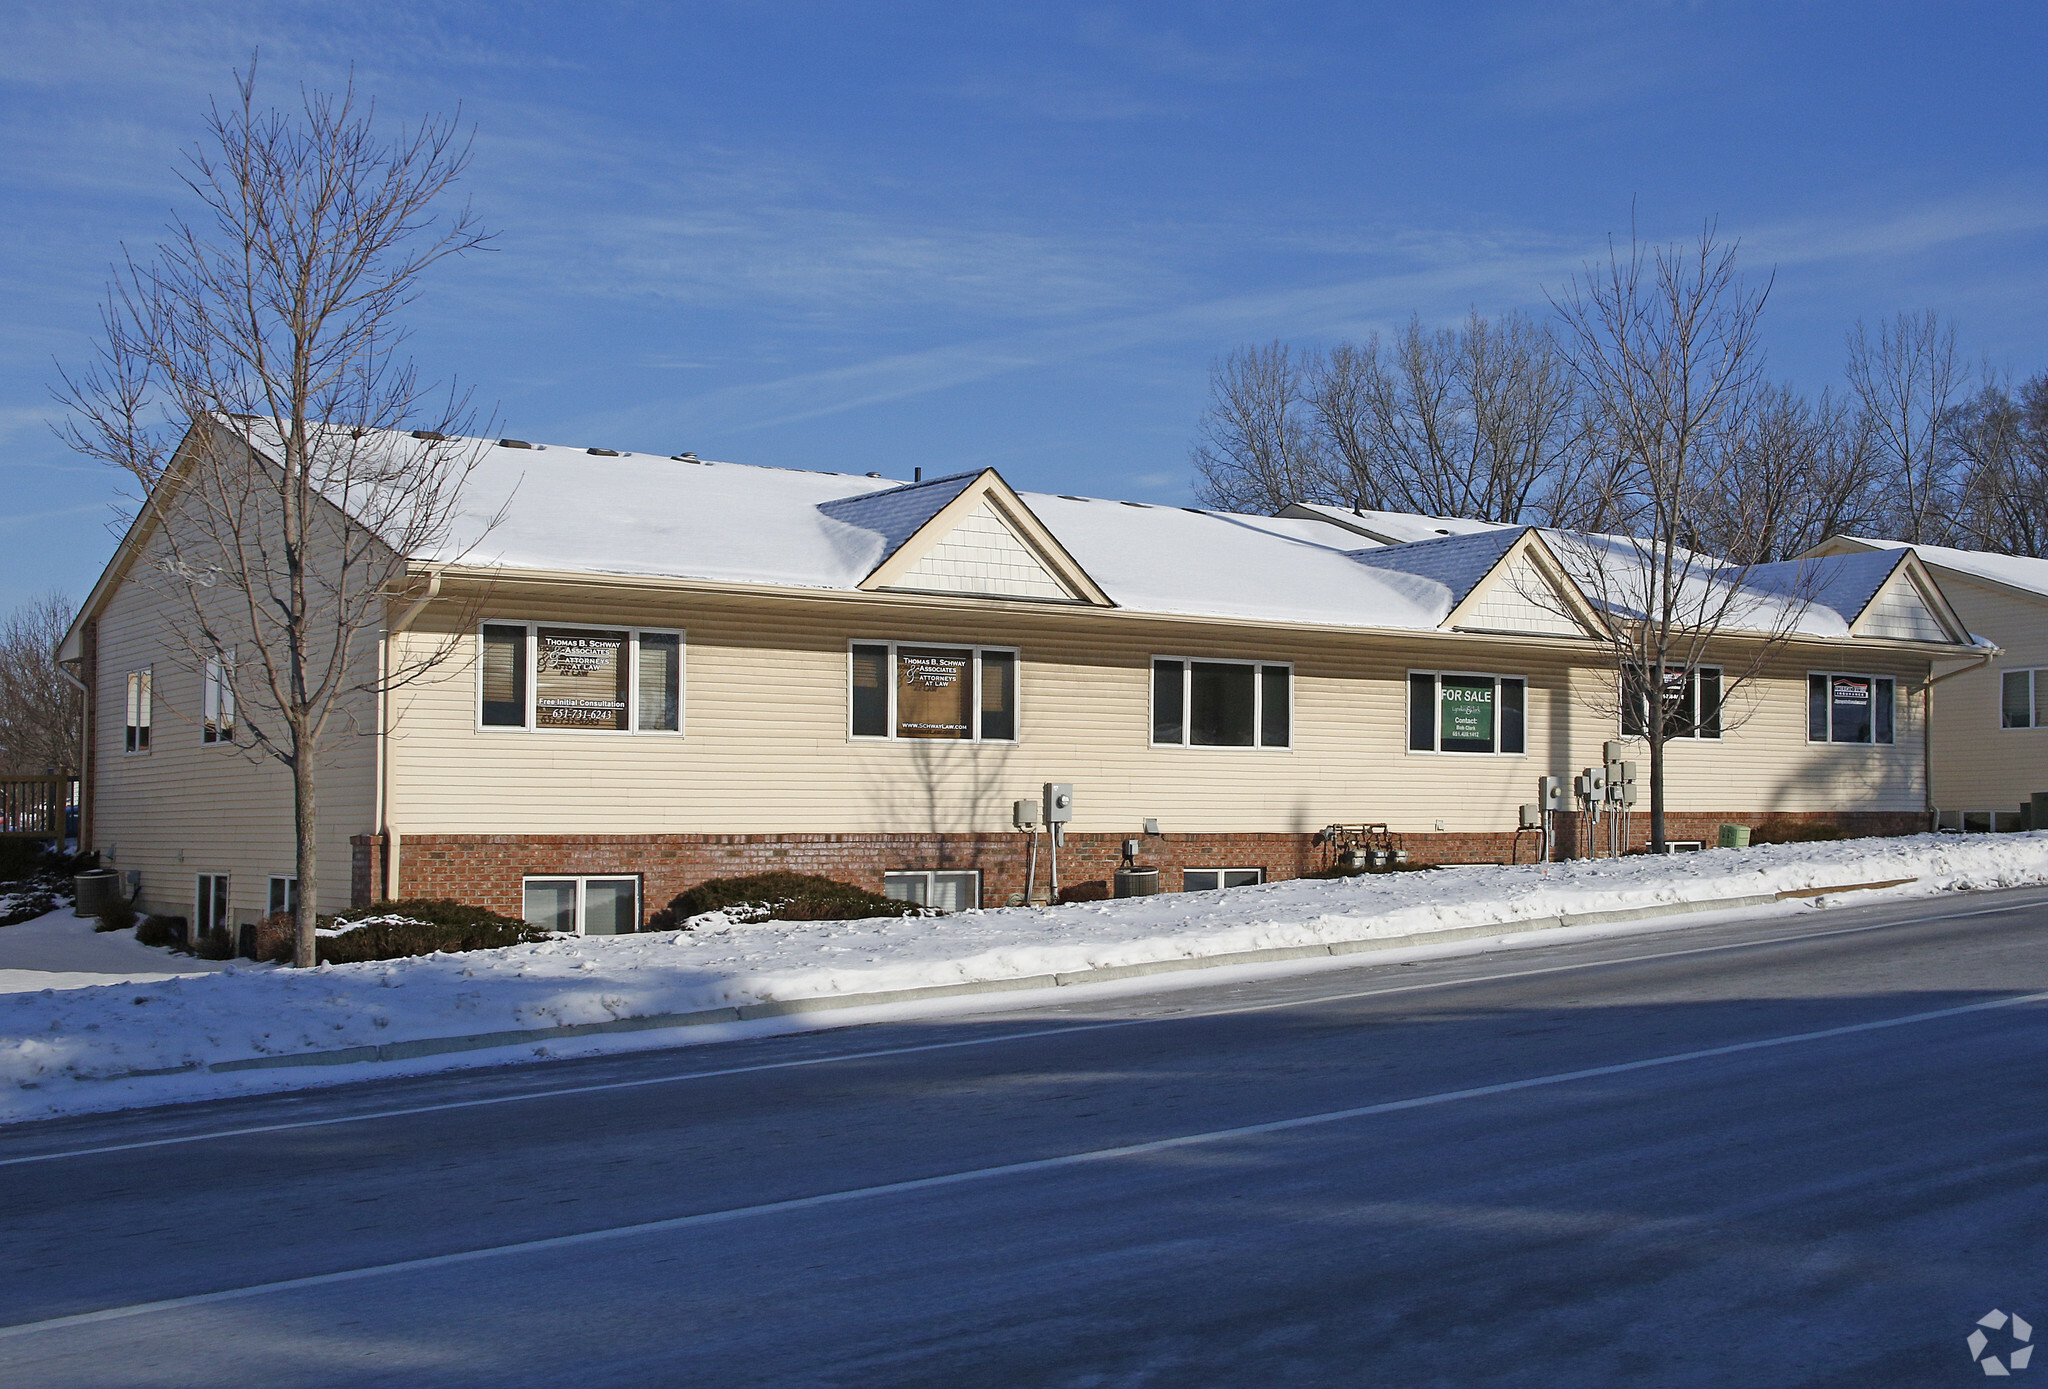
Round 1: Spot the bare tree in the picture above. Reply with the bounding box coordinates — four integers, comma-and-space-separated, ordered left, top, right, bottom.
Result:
1846, 310, 1963, 544
1304, 312, 1592, 525
1947, 373, 2048, 557
55, 68, 493, 965
1192, 314, 1595, 526
1548, 225, 1814, 851
1189, 342, 1338, 513
0, 593, 82, 776
1693, 384, 1885, 563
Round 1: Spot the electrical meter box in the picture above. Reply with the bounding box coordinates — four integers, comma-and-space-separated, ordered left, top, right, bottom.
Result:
1042, 783, 1074, 823
1539, 775, 1565, 808
1012, 799, 1039, 829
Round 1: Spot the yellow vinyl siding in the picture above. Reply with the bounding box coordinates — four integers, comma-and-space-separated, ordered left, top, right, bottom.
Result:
384, 581, 1929, 839
89, 525, 377, 921
1921, 574, 2048, 811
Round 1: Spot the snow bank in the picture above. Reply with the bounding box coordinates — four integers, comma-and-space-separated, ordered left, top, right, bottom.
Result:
5, 833, 2047, 1120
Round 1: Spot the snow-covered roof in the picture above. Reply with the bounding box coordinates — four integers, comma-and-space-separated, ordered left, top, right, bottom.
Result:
1740, 549, 1906, 631
1832, 537, 2048, 602
1278, 502, 1515, 546
198, 421, 1969, 645
1348, 528, 1525, 608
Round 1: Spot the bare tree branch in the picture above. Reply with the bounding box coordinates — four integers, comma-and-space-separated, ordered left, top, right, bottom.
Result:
1545, 222, 1814, 851
53, 63, 493, 965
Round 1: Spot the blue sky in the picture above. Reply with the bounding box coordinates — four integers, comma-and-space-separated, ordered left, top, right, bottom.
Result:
4, 2, 2045, 612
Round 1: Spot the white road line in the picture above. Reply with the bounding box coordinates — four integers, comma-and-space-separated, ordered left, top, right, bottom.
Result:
4, 985, 2044, 1343
1, 898, 2037, 1169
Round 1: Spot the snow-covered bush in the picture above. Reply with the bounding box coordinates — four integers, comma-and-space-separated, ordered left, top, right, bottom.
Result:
645, 871, 931, 931
0, 886, 58, 928
282, 898, 547, 964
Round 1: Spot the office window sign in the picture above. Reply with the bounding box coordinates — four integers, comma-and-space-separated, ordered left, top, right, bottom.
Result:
535, 628, 628, 730
1440, 678, 1495, 744
896, 647, 971, 738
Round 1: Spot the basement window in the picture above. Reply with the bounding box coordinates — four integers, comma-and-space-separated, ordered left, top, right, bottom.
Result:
1151, 658, 1290, 748
1183, 868, 1264, 892
479, 623, 682, 733
522, 875, 641, 935
1407, 671, 1525, 755
883, 870, 981, 911
194, 873, 228, 939
1807, 673, 1896, 744
850, 644, 1017, 741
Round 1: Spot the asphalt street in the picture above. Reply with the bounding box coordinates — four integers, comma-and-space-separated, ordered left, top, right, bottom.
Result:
3, 886, 2047, 1387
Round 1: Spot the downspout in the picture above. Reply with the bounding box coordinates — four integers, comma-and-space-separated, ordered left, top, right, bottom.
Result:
377, 568, 442, 901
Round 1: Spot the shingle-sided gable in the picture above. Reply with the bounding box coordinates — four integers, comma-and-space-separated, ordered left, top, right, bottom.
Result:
1454, 551, 1601, 637
1853, 564, 1967, 642
830, 470, 1112, 605
889, 497, 1078, 600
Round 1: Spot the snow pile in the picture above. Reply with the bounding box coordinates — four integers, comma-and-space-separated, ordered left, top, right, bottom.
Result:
4, 833, 2047, 1116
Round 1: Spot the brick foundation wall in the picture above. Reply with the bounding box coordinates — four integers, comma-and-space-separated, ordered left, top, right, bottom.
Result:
390, 810, 1930, 919
350, 833, 385, 909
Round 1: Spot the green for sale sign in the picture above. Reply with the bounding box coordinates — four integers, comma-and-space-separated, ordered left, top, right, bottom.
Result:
1440, 677, 1494, 744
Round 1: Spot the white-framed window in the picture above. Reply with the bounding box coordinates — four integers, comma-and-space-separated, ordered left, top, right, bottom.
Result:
1621, 665, 1721, 741
850, 643, 1017, 741
1183, 868, 1265, 892
2002, 669, 2048, 730
883, 870, 981, 911
521, 875, 641, 935
267, 875, 299, 918
1808, 672, 1897, 745
202, 651, 236, 745
1151, 658, 1290, 748
478, 623, 682, 734
1407, 671, 1526, 755
124, 668, 152, 753
195, 873, 228, 938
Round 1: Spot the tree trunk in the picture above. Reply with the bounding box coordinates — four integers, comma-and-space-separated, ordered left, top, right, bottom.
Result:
293, 759, 318, 968
1648, 663, 1667, 853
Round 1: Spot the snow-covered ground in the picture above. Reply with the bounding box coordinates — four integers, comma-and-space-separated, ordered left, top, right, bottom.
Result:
5, 831, 2047, 1123
0, 905, 238, 993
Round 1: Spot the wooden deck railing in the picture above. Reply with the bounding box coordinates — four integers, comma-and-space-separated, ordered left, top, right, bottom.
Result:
0, 776, 76, 839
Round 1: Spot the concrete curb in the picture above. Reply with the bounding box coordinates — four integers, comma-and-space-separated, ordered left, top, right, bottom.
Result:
104, 880, 1913, 1083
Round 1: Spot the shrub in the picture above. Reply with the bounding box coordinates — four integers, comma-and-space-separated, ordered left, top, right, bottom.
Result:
646, 871, 926, 931
192, 924, 237, 960
309, 898, 547, 964
251, 912, 297, 963
0, 839, 55, 883
0, 887, 59, 928
136, 914, 186, 948
94, 897, 138, 934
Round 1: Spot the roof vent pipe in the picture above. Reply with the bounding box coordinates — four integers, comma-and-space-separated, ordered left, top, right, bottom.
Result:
915, 467, 922, 482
